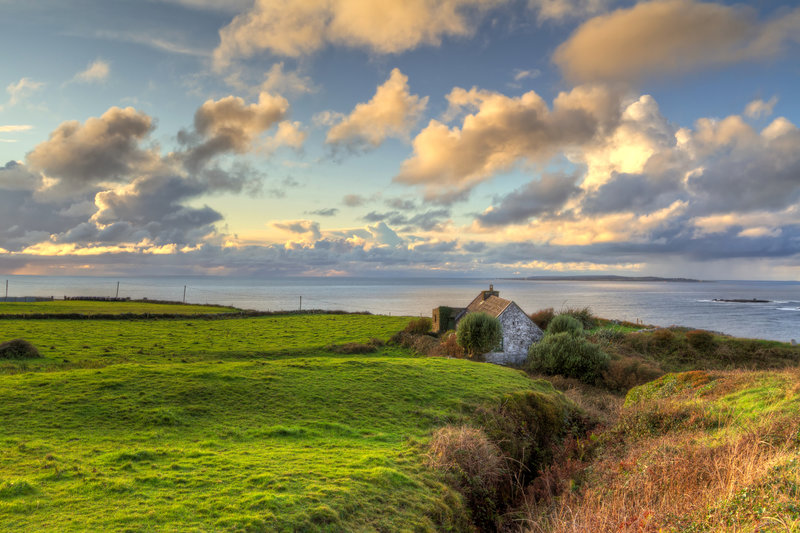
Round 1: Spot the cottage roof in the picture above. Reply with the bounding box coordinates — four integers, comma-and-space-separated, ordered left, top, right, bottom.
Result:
465, 294, 512, 318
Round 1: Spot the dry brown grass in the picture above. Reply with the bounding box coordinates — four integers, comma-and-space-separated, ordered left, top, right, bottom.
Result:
432, 330, 466, 358
519, 369, 800, 533
427, 425, 509, 529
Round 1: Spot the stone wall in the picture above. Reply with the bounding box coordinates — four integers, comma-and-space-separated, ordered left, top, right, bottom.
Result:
484, 303, 543, 366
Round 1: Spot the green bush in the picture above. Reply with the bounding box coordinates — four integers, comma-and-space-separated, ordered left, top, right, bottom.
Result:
529, 308, 555, 330
0, 339, 41, 359
561, 306, 597, 329
404, 317, 432, 335
457, 313, 502, 359
593, 328, 625, 343
527, 332, 610, 383
546, 314, 584, 336
686, 330, 715, 352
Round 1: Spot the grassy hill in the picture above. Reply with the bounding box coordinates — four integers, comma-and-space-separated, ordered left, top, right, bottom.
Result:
0, 303, 574, 531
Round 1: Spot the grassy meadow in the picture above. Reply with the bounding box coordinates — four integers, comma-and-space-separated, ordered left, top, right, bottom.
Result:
0, 313, 413, 371
0, 300, 237, 316
0, 302, 567, 531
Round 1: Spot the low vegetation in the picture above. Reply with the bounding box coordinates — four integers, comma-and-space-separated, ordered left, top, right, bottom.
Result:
545, 314, 583, 336
0, 313, 411, 373
2, 300, 798, 532
456, 312, 502, 359
527, 332, 609, 384
0, 339, 41, 359
0, 300, 237, 316
523, 368, 800, 532
0, 301, 576, 532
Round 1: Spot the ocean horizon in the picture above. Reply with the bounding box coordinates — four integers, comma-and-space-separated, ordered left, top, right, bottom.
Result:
1, 274, 798, 343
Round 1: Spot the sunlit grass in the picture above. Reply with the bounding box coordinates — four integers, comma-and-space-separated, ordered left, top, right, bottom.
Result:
0, 300, 236, 315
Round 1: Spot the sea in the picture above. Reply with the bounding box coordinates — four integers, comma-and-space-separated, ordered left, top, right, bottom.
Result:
1, 275, 799, 342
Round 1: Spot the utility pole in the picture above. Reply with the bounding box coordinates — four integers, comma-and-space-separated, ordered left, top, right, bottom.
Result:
183, 285, 187, 303
115, 281, 120, 299
299, 295, 302, 311
4, 280, 7, 299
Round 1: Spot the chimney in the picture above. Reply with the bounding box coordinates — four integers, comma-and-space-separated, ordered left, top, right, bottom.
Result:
482, 284, 499, 300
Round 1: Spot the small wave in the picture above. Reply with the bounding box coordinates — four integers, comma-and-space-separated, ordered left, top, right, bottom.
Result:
776, 307, 800, 311
696, 299, 713, 302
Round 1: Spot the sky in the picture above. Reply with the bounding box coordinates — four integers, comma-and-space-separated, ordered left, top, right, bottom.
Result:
0, 0, 799, 279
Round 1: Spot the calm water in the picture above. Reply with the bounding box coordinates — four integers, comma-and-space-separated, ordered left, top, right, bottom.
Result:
2, 275, 799, 342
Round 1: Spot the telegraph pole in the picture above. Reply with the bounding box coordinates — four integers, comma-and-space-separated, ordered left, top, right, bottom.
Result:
4, 280, 7, 299
299, 296, 302, 311
183, 285, 187, 303
115, 281, 120, 299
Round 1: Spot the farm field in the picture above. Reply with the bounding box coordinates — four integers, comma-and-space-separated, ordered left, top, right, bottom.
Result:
0, 300, 237, 316
0, 304, 561, 531
0, 313, 412, 371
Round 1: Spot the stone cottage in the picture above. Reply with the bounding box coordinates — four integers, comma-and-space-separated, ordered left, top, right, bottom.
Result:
433, 285, 543, 365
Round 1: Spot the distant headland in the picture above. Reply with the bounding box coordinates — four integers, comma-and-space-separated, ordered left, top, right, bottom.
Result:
509, 275, 704, 282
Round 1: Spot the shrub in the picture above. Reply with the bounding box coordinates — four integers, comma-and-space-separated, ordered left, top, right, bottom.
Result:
593, 328, 625, 343
456, 312, 503, 359
0, 339, 41, 359
686, 330, 715, 352
388, 331, 439, 356
433, 330, 466, 358
427, 425, 507, 530
404, 317, 432, 335
561, 306, 597, 329
326, 338, 384, 354
547, 314, 584, 336
530, 308, 555, 330
601, 357, 664, 392
652, 328, 675, 345
527, 332, 610, 383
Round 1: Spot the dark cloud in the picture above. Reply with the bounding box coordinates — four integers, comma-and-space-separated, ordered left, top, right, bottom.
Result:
385, 197, 417, 210
342, 194, 365, 207
363, 209, 450, 232
26, 107, 155, 193
581, 171, 682, 215
477, 172, 581, 226
309, 208, 339, 217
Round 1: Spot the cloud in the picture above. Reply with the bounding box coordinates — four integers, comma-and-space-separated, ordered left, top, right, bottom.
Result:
309, 207, 339, 217
271, 219, 322, 241
155, 0, 252, 11
385, 198, 417, 210
213, 0, 501, 68
1, 77, 44, 110
265, 120, 307, 152
72, 59, 110, 84
529, 0, 609, 21
395, 84, 623, 202
325, 69, 427, 149
261, 62, 316, 95
0, 125, 33, 133
477, 172, 582, 226
744, 96, 778, 119
342, 194, 365, 207
180, 91, 289, 171
513, 68, 540, 81
363, 208, 450, 231
92, 30, 210, 57
0, 93, 291, 252
26, 106, 156, 194
554, 0, 800, 83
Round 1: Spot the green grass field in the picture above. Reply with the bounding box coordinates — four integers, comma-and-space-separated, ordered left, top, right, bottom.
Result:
0, 314, 413, 372
0, 300, 237, 315
0, 304, 556, 531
